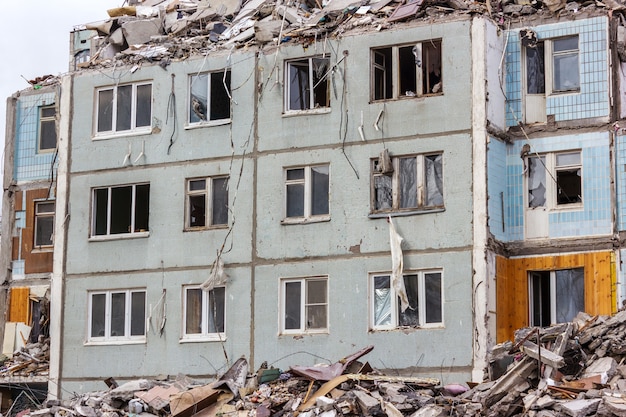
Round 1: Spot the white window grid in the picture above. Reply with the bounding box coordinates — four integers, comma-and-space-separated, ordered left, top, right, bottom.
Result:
185, 176, 229, 229
90, 183, 150, 238
283, 165, 330, 223
34, 200, 54, 248
38, 105, 56, 152
284, 56, 330, 112
188, 70, 232, 125
95, 82, 152, 136
525, 150, 582, 210
182, 285, 226, 341
280, 276, 329, 334
87, 289, 146, 343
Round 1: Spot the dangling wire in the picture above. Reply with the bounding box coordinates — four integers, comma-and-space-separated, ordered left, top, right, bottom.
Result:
166, 74, 177, 154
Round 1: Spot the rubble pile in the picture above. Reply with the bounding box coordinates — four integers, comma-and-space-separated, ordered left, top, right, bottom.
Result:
0, 337, 50, 378
15, 310, 626, 417
71, 0, 624, 72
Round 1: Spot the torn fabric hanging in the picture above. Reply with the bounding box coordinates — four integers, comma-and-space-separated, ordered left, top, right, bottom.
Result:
389, 216, 410, 312
201, 257, 229, 291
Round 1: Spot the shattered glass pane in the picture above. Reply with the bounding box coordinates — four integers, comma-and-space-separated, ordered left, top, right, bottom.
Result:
212, 177, 229, 225
110, 292, 126, 337
285, 282, 301, 330
288, 61, 310, 110
374, 174, 393, 210
90, 294, 106, 337
425, 154, 444, 207
526, 43, 545, 94
528, 156, 546, 208
373, 275, 391, 326
190, 74, 208, 123
424, 41, 442, 94
210, 71, 231, 120
306, 305, 327, 329
116, 85, 132, 131
130, 291, 146, 336
189, 193, 206, 227
425, 272, 442, 323
555, 268, 584, 323
312, 58, 329, 108
399, 274, 419, 326
399, 157, 417, 209
208, 287, 225, 333
311, 166, 329, 216
186, 288, 202, 334
556, 169, 582, 205
97, 89, 113, 132
135, 84, 152, 128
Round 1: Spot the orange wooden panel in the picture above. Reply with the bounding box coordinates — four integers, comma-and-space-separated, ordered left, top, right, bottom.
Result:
8, 287, 30, 324
14, 191, 22, 211
11, 237, 19, 261
496, 251, 615, 343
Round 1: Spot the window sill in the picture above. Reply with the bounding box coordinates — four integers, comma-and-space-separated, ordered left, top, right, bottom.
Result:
370, 92, 443, 104
282, 108, 331, 117
370, 324, 445, 332
84, 339, 146, 346
281, 215, 331, 225
31, 247, 53, 253
551, 203, 583, 212
184, 225, 229, 232
369, 208, 445, 219
184, 119, 231, 130
179, 334, 227, 343
89, 231, 150, 242
92, 128, 152, 141
549, 89, 580, 96
279, 329, 329, 336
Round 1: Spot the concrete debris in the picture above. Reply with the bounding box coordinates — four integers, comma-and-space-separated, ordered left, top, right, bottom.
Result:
0, 336, 49, 377
56, 0, 626, 74
11, 312, 626, 417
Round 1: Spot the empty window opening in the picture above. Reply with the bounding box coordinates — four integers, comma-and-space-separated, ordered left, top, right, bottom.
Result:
189, 70, 231, 123
529, 268, 584, 327
286, 57, 330, 111
527, 151, 581, 209
372, 40, 442, 101
92, 184, 150, 237
372, 153, 443, 213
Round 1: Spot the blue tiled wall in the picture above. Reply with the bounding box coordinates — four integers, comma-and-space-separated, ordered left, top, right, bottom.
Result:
488, 137, 508, 241
616, 133, 626, 231
14, 92, 58, 182
505, 17, 609, 126
493, 132, 612, 242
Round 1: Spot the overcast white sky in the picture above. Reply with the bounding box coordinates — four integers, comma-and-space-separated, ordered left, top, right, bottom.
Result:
0, 0, 122, 174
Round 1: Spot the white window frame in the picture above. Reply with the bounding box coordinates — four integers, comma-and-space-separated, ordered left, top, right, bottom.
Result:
371, 153, 444, 215
523, 35, 579, 97
526, 150, 582, 210
280, 276, 328, 334
34, 200, 54, 249
94, 82, 152, 137
283, 164, 330, 224
371, 39, 443, 101
38, 105, 57, 152
182, 285, 226, 341
187, 70, 232, 127
90, 183, 150, 239
87, 289, 146, 344
185, 176, 229, 230
284, 56, 331, 113
370, 270, 444, 331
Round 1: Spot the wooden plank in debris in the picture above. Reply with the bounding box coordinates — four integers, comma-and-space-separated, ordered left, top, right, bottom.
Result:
521, 341, 565, 369
483, 356, 536, 408
170, 385, 221, 417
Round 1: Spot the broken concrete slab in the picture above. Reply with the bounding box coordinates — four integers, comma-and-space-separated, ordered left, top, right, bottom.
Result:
559, 399, 601, 417
122, 18, 164, 46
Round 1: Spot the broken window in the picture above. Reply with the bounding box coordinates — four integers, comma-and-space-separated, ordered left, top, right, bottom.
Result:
371, 153, 443, 214
285, 57, 330, 111
529, 268, 584, 326
371, 40, 442, 101
281, 276, 328, 333
527, 151, 581, 209
371, 271, 443, 330
183, 286, 225, 339
89, 289, 146, 341
189, 70, 231, 124
284, 165, 330, 222
34, 201, 54, 248
552, 36, 579, 92
96, 82, 152, 135
186, 177, 229, 229
92, 183, 150, 237
39, 105, 57, 152
524, 36, 579, 95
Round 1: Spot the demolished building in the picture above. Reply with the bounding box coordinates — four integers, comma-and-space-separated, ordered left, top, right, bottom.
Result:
2, 0, 626, 405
